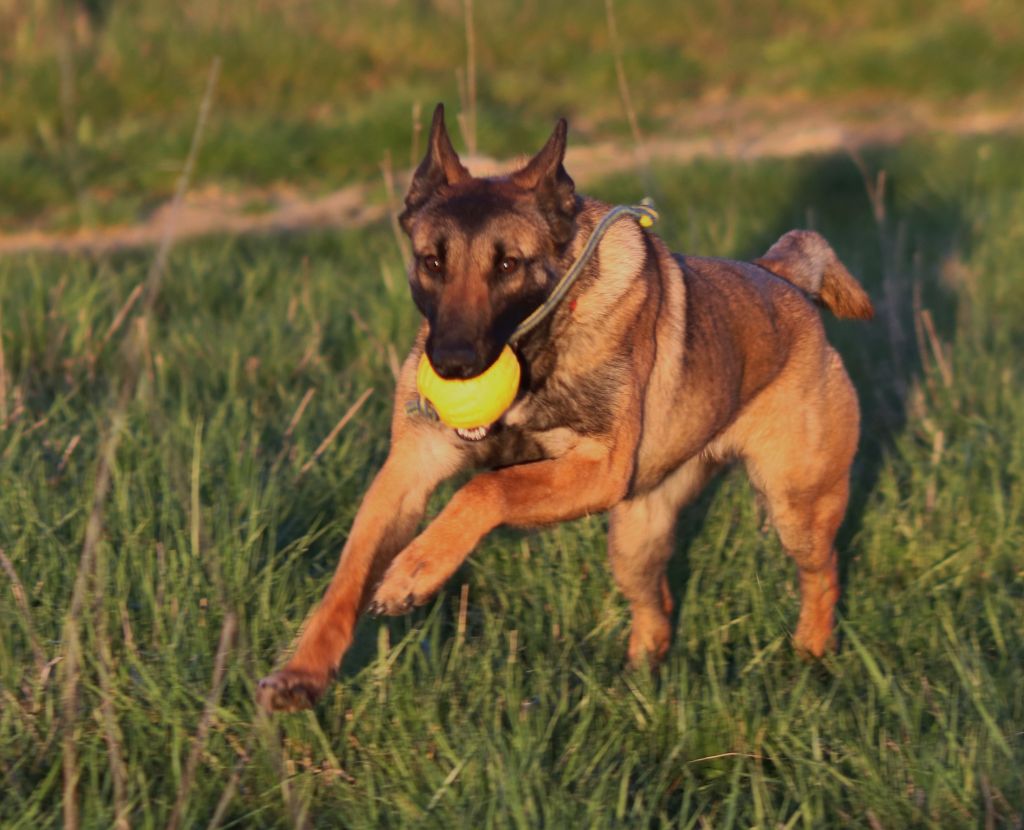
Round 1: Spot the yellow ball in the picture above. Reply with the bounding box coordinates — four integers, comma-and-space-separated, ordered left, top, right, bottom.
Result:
416, 345, 521, 430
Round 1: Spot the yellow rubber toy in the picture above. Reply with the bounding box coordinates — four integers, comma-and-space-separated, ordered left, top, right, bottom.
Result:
416, 345, 521, 430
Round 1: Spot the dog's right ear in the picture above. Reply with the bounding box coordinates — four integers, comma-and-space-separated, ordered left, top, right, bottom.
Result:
400, 104, 471, 232
511, 119, 577, 246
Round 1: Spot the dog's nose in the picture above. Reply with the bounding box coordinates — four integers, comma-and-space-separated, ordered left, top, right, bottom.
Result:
429, 340, 484, 379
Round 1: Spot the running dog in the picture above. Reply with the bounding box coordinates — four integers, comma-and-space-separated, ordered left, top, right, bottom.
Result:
257, 104, 873, 711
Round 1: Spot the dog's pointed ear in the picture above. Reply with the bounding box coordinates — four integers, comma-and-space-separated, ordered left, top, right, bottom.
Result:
512, 119, 577, 245
401, 104, 471, 232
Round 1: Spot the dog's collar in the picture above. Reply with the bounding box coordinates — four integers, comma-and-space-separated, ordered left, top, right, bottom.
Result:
508, 199, 658, 342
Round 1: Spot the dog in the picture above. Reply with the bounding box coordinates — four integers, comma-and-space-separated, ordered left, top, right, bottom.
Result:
257, 104, 873, 712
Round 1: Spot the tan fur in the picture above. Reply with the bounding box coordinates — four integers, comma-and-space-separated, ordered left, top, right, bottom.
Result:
609, 457, 720, 665
257, 108, 873, 711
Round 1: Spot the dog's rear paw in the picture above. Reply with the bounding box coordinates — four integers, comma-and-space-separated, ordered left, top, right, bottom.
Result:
256, 669, 327, 712
626, 613, 671, 670
793, 622, 835, 659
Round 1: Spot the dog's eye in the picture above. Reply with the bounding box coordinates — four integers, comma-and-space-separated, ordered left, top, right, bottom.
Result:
421, 255, 443, 275
498, 257, 519, 275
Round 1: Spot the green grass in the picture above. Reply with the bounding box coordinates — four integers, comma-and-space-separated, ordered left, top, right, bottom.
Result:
1, 133, 1023, 827
2, 0, 1024, 231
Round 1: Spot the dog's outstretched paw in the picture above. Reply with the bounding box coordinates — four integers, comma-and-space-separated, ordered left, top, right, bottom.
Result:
368, 583, 426, 616
256, 669, 327, 712
369, 551, 439, 615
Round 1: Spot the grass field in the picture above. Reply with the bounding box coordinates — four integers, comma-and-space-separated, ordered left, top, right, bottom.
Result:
2, 1, 1024, 827
2, 130, 1023, 826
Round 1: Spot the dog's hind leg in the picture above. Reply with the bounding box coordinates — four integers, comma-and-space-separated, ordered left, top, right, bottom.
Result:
739, 352, 859, 657
608, 457, 718, 668
754, 470, 849, 657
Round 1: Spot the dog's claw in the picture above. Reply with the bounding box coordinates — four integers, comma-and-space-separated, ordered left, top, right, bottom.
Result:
367, 600, 382, 617
402, 593, 416, 611
256, 669, 326, 712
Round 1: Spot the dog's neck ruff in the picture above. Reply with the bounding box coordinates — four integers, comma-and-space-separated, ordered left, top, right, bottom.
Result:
408, 198, 659, 432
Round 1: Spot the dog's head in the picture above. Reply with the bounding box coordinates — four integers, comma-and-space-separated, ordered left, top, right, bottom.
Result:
399, 103, 578, 379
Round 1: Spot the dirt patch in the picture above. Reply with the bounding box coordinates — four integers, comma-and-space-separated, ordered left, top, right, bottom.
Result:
2, 102, 1021, 257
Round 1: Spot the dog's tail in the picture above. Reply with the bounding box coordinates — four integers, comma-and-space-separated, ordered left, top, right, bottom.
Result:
754, 230, 874, 320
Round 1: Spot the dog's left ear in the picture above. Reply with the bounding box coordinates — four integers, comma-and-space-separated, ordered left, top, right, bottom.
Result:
401, 103, 471, 233
513, 119, 577, 245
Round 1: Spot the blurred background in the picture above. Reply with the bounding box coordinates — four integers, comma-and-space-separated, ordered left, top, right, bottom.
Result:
2, 0, 1022, 236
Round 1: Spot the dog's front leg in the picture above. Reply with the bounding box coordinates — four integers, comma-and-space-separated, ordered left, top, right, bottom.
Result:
369, 436, 633, 615
257, 430, 462, 711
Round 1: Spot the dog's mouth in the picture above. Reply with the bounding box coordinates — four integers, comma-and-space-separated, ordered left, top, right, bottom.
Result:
455, 425, 492, 442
